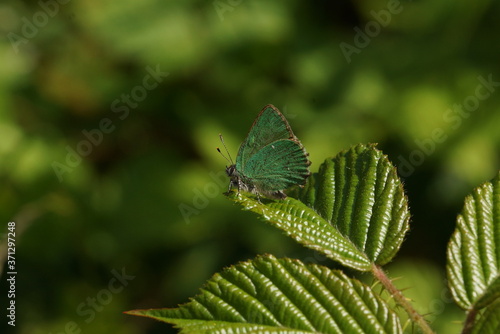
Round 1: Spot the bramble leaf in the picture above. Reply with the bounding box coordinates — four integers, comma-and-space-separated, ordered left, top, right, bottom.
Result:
471, 299, 500, 334
447, 172, 500, 310
228, 144, 410, 271
126, 255, 402, 334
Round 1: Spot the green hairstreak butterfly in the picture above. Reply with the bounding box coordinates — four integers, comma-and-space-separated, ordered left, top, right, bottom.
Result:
218, 104, 311, 199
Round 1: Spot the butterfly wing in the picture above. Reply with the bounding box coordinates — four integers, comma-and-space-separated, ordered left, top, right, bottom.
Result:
235, 105, 295, 173
242, 139, 310, 192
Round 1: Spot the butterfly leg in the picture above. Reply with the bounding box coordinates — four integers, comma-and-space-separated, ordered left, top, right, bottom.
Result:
225, 178, 239, 196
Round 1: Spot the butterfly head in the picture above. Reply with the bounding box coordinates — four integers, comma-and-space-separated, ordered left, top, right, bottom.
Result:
225, 164, 236, 177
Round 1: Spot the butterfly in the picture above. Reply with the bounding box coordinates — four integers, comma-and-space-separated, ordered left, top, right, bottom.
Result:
218, 104, 311, 199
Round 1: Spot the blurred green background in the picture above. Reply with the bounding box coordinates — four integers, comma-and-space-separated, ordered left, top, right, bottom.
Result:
1, 1, 499, 333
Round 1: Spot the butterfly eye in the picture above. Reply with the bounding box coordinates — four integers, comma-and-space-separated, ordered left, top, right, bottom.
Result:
226, 165, 235, 176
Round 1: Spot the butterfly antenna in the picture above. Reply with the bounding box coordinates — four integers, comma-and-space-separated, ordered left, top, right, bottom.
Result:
217, 133, 234, 165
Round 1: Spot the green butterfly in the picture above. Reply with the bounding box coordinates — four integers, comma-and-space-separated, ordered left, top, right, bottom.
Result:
220, 104, 311, 199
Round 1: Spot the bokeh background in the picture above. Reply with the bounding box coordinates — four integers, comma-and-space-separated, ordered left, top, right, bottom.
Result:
1, 1, 500, 333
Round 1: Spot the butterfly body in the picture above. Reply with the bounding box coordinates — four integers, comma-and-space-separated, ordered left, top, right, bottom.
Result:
225, 104, 310, 199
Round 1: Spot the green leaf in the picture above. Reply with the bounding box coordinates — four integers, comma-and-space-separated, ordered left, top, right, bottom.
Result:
228, 144, 410, 271
126, 254, 402, 334
447, 172, 500, 310
471, 299, 500, 334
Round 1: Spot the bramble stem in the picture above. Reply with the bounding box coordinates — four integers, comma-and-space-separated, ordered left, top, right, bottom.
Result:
460, 309, 477, 334
372, 264, 435, 334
